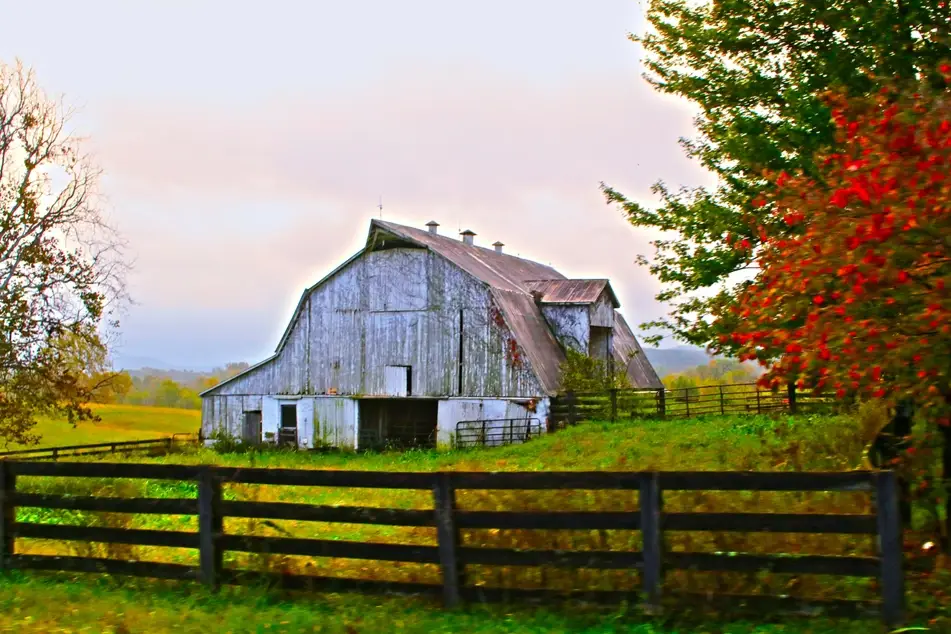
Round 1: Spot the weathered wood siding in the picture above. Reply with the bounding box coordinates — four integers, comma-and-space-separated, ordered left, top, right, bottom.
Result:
205, 248, 544, 400
541, 305, 589, 354
589, 290, 615, 328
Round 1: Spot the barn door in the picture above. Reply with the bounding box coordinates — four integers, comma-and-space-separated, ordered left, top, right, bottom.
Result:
243, 411, 262, 444
384, 365, 411, 396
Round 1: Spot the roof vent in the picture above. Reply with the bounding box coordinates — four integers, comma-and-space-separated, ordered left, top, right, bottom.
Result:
493, 241, 504, 254
425, 220, 439, 235
460, 229, 476, 246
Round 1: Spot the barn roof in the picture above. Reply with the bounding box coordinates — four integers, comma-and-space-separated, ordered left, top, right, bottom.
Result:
202, 219, 662, 397
369, 220, 567, 394
524, 279, 620, 308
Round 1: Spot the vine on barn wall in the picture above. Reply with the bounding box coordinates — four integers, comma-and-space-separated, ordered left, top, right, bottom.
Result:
490, 306, 525, 370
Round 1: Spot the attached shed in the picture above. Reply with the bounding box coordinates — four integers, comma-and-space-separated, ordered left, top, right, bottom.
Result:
200, 219, 662, 450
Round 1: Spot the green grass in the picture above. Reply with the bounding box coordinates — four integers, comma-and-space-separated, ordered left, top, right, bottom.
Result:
0, 573, 922, 634
3, 404, 200, 451
4, 410, 949, 633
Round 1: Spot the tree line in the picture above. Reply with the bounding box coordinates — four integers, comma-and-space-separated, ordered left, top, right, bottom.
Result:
83, 363, 250, 410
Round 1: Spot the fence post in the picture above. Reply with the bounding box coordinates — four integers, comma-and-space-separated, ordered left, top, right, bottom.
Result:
684, 388, 690, 418
755, 388, 762, 415
433, 473, 463, 607
198, 468, 223, 589
875, 471, 904, 627
719, 386, 725, 415
787, 383, 797, 415
0, 462, 15, 569
658, 389, 666, 419
51, 448, 58, 461
610, 389, 618, 422
640, 472, 663, 612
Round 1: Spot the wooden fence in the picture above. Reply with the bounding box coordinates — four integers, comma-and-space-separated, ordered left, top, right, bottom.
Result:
0, 435, 197, 462
0, 461, 906, 626
550, 383, 837, 427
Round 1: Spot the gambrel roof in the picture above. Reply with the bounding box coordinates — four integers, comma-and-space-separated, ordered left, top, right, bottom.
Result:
202, 219, 662, 397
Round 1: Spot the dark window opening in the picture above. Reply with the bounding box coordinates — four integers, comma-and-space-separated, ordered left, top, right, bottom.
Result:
358, 399, 438, 451
406, 366, 413, 396
279, 404, 298, 446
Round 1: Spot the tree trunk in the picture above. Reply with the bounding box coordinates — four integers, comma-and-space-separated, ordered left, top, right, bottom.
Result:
942, 423, 951, 552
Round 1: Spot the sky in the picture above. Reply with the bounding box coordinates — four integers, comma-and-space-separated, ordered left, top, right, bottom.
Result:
1, 1, 712, 371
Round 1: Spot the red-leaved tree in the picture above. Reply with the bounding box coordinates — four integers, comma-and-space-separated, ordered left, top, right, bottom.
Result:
708, 66, 951, 546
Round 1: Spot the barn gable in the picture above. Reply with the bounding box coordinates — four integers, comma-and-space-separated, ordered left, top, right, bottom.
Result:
202, 219, 662, 399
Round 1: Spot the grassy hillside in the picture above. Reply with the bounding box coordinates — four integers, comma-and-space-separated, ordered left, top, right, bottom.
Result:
3, 410, 948, 633
5, 405, 200, 451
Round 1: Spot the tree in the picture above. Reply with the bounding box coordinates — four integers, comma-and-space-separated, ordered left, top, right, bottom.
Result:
0, 60, 127, 445
708, 70, 951, 547
603, 0, 951, 349
51, 329, 132, 404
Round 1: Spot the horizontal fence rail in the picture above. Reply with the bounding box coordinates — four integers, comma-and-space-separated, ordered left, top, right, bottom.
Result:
454, 418, 542, 448
0, 460, 906, 626
550, 383, 838, 427
0, 435, 197, 461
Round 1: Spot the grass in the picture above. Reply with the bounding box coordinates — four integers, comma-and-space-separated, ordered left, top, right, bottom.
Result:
0, 572, 919, 634
2, 404, 200, 451
3, 408, 949, 632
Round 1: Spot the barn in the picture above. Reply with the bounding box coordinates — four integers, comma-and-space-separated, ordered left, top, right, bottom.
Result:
199, 219, 662, 450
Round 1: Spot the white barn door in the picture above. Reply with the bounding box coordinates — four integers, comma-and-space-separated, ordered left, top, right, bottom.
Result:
384, 365, 409, 396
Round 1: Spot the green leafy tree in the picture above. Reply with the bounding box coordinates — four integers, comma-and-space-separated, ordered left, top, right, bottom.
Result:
0, 60, 127, 445
603, 0, 951, 350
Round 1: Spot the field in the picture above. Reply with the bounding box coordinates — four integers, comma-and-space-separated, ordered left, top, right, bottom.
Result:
2, 408, 949, 633
2, 405, 200, 451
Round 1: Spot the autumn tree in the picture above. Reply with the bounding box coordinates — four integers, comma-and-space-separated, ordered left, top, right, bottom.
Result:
708, 68, 951, 546
0, 60, 127, 445
604, 0, 951, 348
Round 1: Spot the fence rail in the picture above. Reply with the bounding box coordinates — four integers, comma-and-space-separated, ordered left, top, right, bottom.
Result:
0, 460, 906, 626
0, 435, 197, 461
454, 418, 542, 448
550, 383, 837, 427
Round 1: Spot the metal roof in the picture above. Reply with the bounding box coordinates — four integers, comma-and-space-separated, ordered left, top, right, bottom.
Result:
204, 220, 661, 397
524, 279, 620, 308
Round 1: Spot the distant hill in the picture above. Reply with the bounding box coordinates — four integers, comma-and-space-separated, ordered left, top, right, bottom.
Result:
642, 345, 763, 379
642, 346, 713, 377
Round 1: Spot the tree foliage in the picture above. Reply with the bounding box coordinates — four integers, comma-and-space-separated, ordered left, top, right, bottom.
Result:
604, 0, 951, 348
559, 349, 631, 393
708, 69, 951, 542
0, 60, 126, 444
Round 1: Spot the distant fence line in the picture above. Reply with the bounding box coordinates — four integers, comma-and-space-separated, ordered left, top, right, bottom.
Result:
0, 435, 198, 462
0, 461, 907, 626
550, 383, 835, 428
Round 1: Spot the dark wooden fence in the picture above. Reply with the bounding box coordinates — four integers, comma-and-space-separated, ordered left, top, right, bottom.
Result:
550, 383, 837, 427
0, 435, 197, 461
0, 460, 905, 626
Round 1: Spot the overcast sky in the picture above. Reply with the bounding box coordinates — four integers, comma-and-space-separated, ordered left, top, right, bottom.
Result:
1, 0, 711, 371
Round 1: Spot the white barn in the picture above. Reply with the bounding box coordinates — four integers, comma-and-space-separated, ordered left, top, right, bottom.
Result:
200, 219, 662, 450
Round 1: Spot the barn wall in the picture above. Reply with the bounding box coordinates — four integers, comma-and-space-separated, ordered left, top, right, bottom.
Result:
589, 290, 615, 328
314, 397, 358, 450
435, 397, 549, 448
201, 394, 264, 442
202, 247, 549, 445
541, 305, 589, 354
